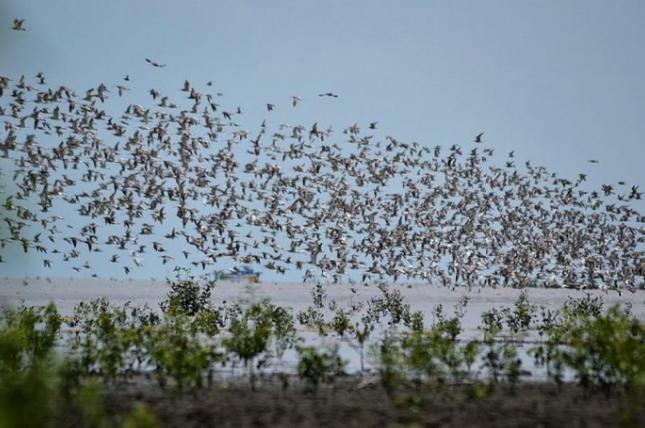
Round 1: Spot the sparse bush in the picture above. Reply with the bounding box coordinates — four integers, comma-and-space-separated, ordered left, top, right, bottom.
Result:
331, 309, 354, 338
377, 332, 406, 395
431, 304, 461, 341
161, 279, 216, 316
297, 306, 327, 336
0, 303, 61, 373
371, 285, 410, 325
69, 299, 158, 382
354, 316, 374, 373
534, 304, 644, 394
502, 290, 535, 339
405, 310, 425, 333
480, 308, 504, 342
224, 299, 297, 387
0, 306, 61, 428
311, 282, 327, 309
377, 319, 479, 392
562, 293, 604, 319
146, 318, 221, 392
270, 305, 298, 358
296, 345, 346, 392
481, 341, 522, 391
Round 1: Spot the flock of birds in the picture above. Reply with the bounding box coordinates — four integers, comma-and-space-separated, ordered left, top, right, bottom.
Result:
1, 20, 644, 289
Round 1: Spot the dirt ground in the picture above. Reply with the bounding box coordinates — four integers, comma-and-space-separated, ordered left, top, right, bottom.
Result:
68, 375, 643, 428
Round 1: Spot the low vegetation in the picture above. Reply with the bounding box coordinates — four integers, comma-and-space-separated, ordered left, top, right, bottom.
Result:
0, 280, 643, 426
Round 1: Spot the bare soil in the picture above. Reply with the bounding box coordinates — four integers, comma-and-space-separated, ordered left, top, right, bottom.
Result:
65, 375, 644, 428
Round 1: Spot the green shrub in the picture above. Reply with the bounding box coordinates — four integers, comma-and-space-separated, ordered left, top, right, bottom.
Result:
0, 342, 60, 428
224, 299, 297, 387
69, 300, 157, 381
354, 316, 374, 372
535, 304, 644, 394
377, 320, 479, 391
0, 303, 83, 428
480, 308, 504, 342
0, 303, 61, 372
405, 310, 425, 333
297, 306, 327, 336
146, 318, 221, 392
69, 299, 223, 390
331, 309, 354, 338
161, 279, 215, 316
270, 305, 298, 358
481, 341, 522, 390
502, 290, 536, 339
296, 345, 346, 392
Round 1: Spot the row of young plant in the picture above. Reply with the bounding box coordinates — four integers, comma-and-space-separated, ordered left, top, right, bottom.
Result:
1, 280, 643, 408
0, 301, 159, 427
379, 292, 644, 398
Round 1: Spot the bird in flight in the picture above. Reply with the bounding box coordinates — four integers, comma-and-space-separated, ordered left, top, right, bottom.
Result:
588, 159, 599, 164
319, 92, 339, 98
291, 96, 302, 107
266, 103, 275, 112
12, 19, 26, 31
145, 58, 166, 68
474, 132, 484, 143
116, 85, 129, 96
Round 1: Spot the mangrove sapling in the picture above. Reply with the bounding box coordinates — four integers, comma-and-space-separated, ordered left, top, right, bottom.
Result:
535, 306, 559, 338
549, 305, 644, 394
225, 311, 271, 387
372, 284, 411, 326
529, 332, 566, 388
146, 318, 220, 392
502, 290, 536, 340
430, 304, 444, 327
481, 340, 523, 393
0, 304, 90, 428
354, 315, 375, 373
311, 281, 327, 309
404, 317, 480, 389
528, 305, 567, 386
331, 308, 354, 339
296, 344, 346, 393
297, 306, 327, 336
530, 295, 608, 388
69, 299, 142, 382
160, 278, 216, 316
453, 296, 470, 320
480, 308, 504, 342
562, 293, 604, 320
223, 299, 294, 388
190, 307, 225, 337
0, 340, 57, 428
376, 332, 406, 395
431, 305, 461, 341
222, 301, 243, 326
270, 305, 298, 359
0, 303, 62, 369
404, 310, 425, 333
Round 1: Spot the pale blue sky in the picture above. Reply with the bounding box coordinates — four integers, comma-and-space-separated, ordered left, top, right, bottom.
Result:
1, 1, 644, 279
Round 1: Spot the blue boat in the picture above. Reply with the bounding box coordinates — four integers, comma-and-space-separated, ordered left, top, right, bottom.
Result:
213, 266, 261, 282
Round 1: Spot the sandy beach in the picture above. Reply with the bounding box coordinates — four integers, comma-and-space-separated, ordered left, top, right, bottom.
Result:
2, 277, 643, 325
